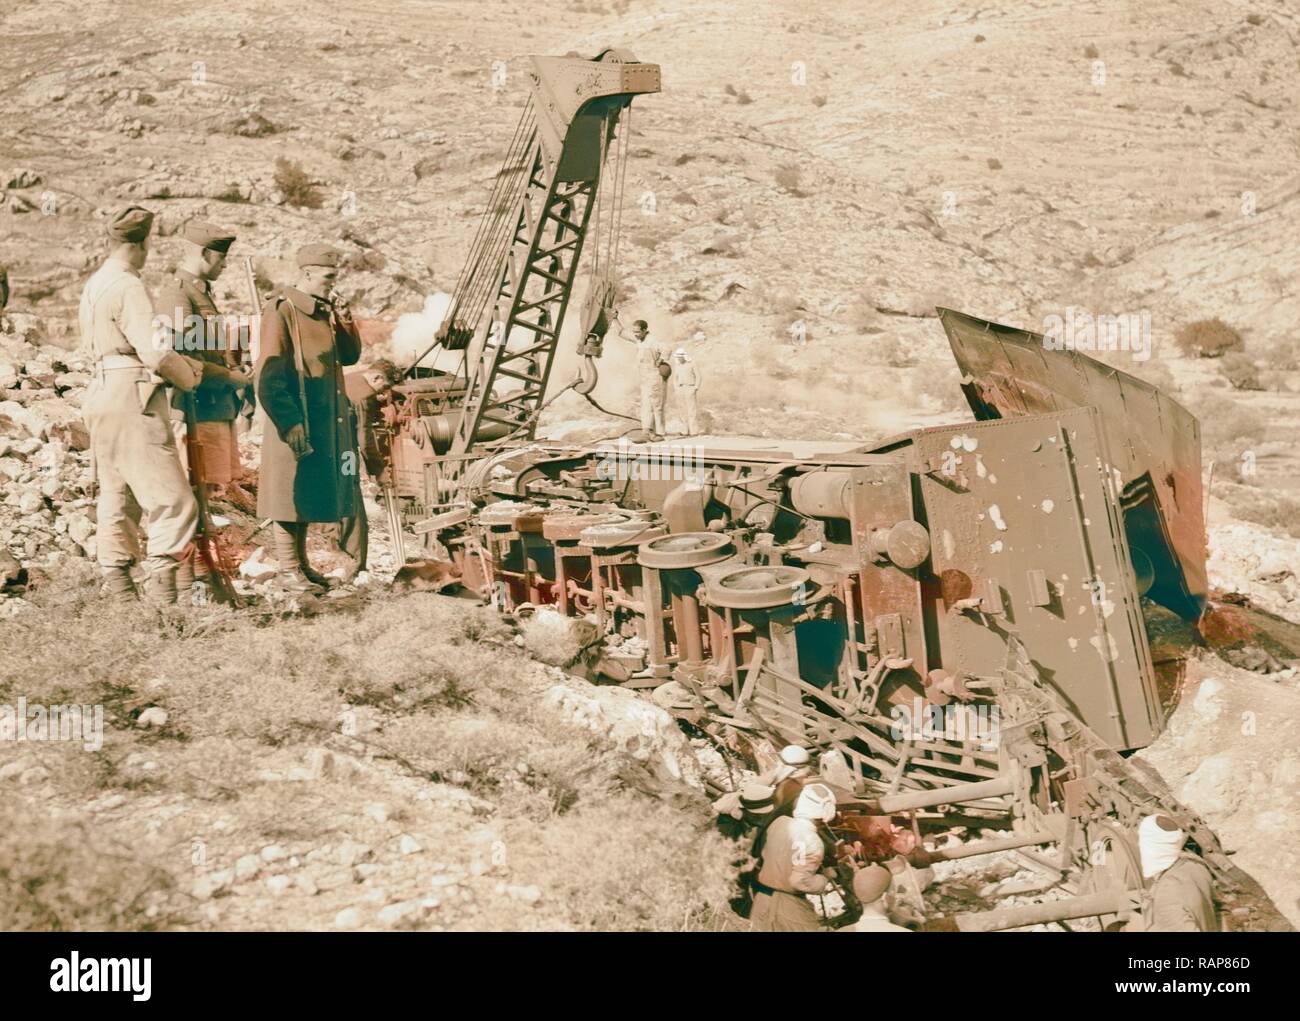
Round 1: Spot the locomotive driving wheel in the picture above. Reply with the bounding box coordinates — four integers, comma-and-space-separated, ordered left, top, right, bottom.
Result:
636, 531, 734, 570
705, 564, 814, 610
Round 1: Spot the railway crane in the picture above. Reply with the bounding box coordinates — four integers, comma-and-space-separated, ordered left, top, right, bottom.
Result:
387, 50, 660, 533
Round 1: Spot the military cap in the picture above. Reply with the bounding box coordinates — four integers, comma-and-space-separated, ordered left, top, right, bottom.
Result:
297, 244, 342, 269
106, 205, 155, 243
739, 781, 776, 814
182, 220, 236, 253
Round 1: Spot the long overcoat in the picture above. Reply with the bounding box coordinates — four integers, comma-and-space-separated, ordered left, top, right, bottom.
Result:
254, 286, 361, 522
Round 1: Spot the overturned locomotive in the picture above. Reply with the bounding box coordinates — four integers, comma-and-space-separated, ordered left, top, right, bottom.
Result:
396, 309, 1285, 930
372, 50, 1281, 930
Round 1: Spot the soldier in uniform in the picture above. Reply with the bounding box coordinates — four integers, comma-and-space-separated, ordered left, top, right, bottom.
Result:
158, 222, 251, 602
254, 244, 362, 591
78, 206, 207, 603
159, 220, 250, 492
0, 263, 9, 311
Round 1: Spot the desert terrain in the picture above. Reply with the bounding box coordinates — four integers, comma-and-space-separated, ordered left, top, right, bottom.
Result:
1, 0, 1298, 930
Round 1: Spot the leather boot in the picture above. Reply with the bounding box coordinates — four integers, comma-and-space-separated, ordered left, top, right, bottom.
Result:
142, 556, 181, 606
295, 525, 336, 589
273, 523, 325, 593
176, 555, 195, 608
102, 564, 138, 602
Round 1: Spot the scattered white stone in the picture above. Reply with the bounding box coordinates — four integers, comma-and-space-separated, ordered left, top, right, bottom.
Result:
137, 706, 168, 728
193, 869, 234, 900
90, 793, 125, 812
234, 854, 261, 882
334, 840, 372, 866
260, 844, 289, 863
238, 546, 278, 578
364, 802, 390, 824
398, 833, 422, 855
264, 875, 291, 896
506, 884, 542, 905
377, 898, 429, 926
295, 874, 319, 896
333, 907, 362, 929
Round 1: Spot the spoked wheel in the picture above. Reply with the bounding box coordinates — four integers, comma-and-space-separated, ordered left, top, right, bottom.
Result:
705, 564, 813, 610
636, 531, 734, 570
1080, 820, 1145, 932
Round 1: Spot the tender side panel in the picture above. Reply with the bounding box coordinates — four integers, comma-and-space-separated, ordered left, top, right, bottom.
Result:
909, 408, 1163, 751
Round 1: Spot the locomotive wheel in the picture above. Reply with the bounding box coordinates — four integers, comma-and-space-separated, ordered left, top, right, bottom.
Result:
636, 531, 734, 570
1080, 820, 1145, 932
705, 564, 814, 610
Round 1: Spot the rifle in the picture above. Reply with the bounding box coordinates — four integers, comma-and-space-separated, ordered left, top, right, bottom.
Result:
238, 258, 259, 420
183, 390, 243, 607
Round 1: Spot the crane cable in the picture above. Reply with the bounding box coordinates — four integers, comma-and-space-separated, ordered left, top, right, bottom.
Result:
404, 100, 536, 380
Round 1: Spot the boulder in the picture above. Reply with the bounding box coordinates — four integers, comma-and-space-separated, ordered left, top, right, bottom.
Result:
543, 678, 702, 789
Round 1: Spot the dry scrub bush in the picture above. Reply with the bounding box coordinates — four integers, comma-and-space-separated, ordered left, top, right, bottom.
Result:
1175, 318, 1243, 358
1217, 484, 1300, 539
509, 799, 737, 930
774, 163, 804, 195
1219, 351, 1263, 390
0, 809, 178, 930
273, 157, 324, 209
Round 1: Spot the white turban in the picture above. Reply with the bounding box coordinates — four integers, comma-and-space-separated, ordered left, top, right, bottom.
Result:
1138, 814, 1185, 879
793, 782, 837, 823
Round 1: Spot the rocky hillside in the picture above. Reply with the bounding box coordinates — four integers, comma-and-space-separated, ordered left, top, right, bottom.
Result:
2, 0, 1298, 930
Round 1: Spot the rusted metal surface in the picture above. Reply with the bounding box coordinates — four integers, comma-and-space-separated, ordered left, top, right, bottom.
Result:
939, 308, 1207, 621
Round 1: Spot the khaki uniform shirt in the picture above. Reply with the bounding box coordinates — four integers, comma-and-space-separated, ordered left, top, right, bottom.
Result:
756, 816, 829, 895
78, 256, 200, 390
159, 269, 241, 422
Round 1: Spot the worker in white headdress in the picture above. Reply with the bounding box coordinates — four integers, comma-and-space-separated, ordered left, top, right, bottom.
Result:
1134, 814, 1218, 932
670, 346, 701, 435
843, 864, 911, 932
750, 782, 840, 931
